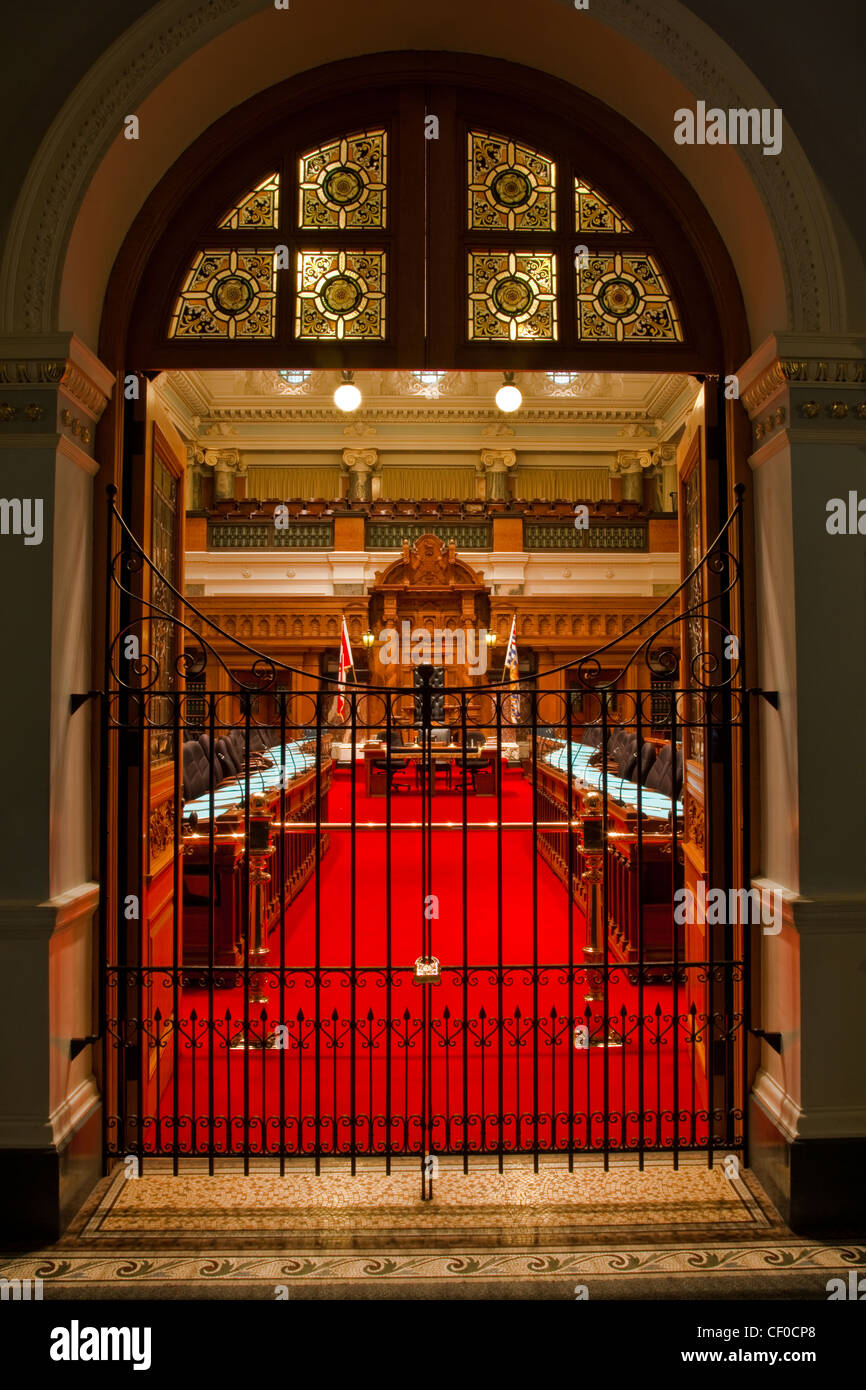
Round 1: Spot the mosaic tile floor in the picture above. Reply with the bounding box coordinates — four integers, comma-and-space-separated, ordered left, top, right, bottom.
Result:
2, 1158, 863, 1299
75, 1156, 770, 1242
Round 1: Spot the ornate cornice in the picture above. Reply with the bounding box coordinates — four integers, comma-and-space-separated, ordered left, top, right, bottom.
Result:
743, 357, 866, 416
0, 335, 114, 422
202, 404, 663, 426
737, 335, 866, 444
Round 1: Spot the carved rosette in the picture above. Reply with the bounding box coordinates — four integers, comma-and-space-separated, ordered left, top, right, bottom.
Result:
148, 798, 176, 868
685, 792, 705, 853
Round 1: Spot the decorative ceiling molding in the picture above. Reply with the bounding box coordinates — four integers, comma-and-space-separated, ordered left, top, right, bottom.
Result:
196, 404, 666, 425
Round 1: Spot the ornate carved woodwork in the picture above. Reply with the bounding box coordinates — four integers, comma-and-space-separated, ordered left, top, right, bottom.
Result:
368, 533, 491, 690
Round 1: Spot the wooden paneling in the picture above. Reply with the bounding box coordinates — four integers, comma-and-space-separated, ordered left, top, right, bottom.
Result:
648, 518, 678, 551
334, 515, 365, 550
493, 516, 524, 551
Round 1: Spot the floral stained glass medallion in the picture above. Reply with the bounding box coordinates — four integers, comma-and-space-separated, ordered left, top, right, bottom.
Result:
575, 252, 682, 342
468, 250, 557, 341
299, 131, 387, 230
169, 249, 277, 339
468, 132, 556, 231
574, 179, 632, 234
218, 173, 280, 229
296, 250, 386, 340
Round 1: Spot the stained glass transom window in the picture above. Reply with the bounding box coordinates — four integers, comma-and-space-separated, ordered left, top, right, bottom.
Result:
218, 173, 280, 229
575, 252, 682, 342
468, 250, 557, 341
296, 249, 386, 340
574, 179, 632, 234
168, 249, 277, 339
468, 131, 556, 231
299, 131, 387, 230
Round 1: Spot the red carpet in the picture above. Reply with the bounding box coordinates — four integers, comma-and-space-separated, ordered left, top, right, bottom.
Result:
157, 768, 715, 1159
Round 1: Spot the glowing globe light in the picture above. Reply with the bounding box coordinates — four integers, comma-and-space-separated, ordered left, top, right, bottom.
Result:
334, 380, 362, 412
495, 382, 522, 413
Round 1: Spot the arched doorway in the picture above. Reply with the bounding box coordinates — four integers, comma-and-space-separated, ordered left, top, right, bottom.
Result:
94, 54, 755, 1193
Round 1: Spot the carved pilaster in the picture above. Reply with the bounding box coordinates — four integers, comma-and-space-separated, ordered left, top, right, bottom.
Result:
478, 447, 517, 501
185, 444, 207, 511
341, 447, 379, 503
610, 450, 653, 502
205, 448, 243, 502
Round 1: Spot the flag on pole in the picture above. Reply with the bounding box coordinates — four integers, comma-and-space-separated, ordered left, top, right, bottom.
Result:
503, 613, 520, 725
336, 615, 354, 720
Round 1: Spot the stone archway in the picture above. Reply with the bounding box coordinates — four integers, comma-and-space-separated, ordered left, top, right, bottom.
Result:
0, 0, 847, 344
1, 0, 865, 1241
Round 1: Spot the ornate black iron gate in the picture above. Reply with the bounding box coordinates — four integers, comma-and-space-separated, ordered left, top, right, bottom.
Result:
100, 487, 749, 1195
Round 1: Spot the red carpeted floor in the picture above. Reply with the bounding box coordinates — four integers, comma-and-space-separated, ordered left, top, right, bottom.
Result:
158, 768, 713, 1157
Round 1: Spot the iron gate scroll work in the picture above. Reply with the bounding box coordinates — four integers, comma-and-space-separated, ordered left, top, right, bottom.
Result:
101, 485, 749, 1196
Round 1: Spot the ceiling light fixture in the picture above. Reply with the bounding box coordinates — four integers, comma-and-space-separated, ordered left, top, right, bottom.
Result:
334, 370, 362, 412
495, 371, 522, 414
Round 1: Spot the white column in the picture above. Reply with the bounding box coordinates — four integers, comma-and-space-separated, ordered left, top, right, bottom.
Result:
610, 450, 652, 502
0, 334, 113, 1233
738, 333, 866, 1217
341, 448, 379, 503
478, 448, 517, 501
205, 447, 243, 501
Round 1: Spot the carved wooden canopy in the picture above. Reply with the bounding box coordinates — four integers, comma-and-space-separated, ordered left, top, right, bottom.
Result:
369, 533, 490, 629
372, 533, 486, 593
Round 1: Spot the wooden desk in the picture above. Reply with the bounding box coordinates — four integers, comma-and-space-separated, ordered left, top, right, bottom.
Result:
535, 757, 684, 967
182, 754, 331, 972
364, 743, 500, 796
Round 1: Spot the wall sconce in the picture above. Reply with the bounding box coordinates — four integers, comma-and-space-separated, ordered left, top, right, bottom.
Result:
361, 631, 375, 649
485, 631, 498, 648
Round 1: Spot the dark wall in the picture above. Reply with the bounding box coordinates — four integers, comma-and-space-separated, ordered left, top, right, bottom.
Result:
686, 0, 865, 250
0, 2, 861, 282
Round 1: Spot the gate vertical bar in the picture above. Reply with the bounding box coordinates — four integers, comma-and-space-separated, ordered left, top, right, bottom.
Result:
314, 697, 323, 1173
735, 485, 750, 1158
531, 686, 539, 1170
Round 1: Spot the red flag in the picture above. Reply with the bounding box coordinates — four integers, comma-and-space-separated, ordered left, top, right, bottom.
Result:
336, 615, 354, 720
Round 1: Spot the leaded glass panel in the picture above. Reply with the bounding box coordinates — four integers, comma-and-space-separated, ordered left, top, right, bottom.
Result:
574, 179, 632, 233
575, 252, 682, 342
299, 131, 387, 230
218, 173, 280, 229
150, 454, 179, 761
295, 249, 386, 340
169, 249, 277, 338
684, 466, 704, 762
468, 131, 556, 231
468, 250, 557, 341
